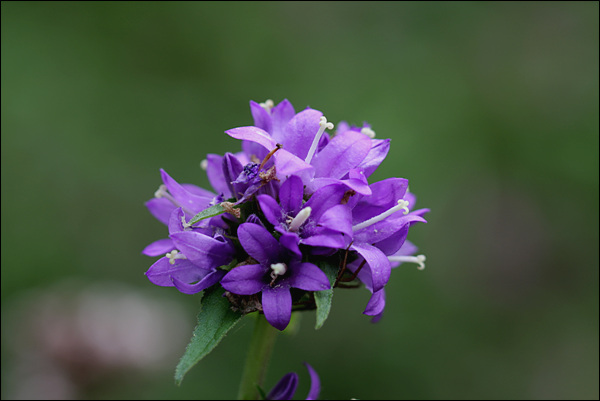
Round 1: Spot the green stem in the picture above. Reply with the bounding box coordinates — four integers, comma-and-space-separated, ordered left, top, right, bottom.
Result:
237, 313, 279, 400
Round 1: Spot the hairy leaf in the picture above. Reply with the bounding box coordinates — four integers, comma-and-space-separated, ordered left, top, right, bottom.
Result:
175, 286, 243, 385
314, 260, 339, 330
188, 204, 226, 225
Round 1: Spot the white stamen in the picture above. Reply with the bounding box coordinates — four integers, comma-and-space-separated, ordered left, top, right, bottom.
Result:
154, 184, 168, 199
361, 127, 376, 138
153, 184, 195, 216
166, 250, 187, 265
259, 99, 274, 112
305, 116, 334, 164
352, 199, 410, 231
388, 254, 426, 270
181, 214, 192, 229
288, 207, 312, 232
270, 263, 288, 280
154, 184, 181, 209
200, 159, 208, 170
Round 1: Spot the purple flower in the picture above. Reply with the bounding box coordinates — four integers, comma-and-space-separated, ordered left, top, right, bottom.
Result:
257, 175, 353, 254
346, 185, 430, 319
221, 223, 330, 330
144, 207, 235, 294
145, 168, 219, 225
266, 362, 320, 400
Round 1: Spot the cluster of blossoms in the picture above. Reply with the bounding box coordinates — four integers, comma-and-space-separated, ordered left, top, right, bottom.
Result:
143, 99, 429, 331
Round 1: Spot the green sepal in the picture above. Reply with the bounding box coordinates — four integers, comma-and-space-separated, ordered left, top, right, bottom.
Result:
175, 285, 243, 385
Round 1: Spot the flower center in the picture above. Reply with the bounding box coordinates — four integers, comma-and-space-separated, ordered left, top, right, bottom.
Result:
352, 199, 410, 232
166, 250, 187, 265
361, 127, 376, 138
270, 262, 288, 285
288, 206, 312, 232
305, 116, 334, 164
243, 163, 260, 179
387, 254, 426, 270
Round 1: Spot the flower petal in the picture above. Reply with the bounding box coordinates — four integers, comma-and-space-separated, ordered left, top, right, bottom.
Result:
271, 99, 296, 143
351, 242, 391, 293
352, 177, 409, 223
142, 238, 174, 257
353, 213, 427, 244
226, 126, 277, 151
273, 148, 314, 179
279, 232, 302, 259
145, 198, 174, 226
266, 372, 298, 401
181, 183, 216, 199
262, 285, 292, 331
356, 138, 391, 178
317, 204, 353, 237
250, 100, 273, 133
278, 175, 304, 215
287, 262, 330, 291
160, 169, 213, 213
373, 223, 410, 255
303, 183, 348, 222
168, 207, 186, 234
344, 168, 372, 195
145, 257, 207, 287
281, 108, 323, 160
311, 130, 372, 179
304, 362, 321, 401
170, 231, 234, 270
220, 264, 266, 295
238, 223, 284, 265
205, 153, 231, 198
363, 288, 386, 316
257, 194, 284, 227
171, 269, 226, 295
300, 233, 347, 250
223, 153, 245, 199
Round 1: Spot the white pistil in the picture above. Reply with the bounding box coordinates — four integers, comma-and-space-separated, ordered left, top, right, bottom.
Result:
305, 116, 334, 164
288, 206, 312, 232
388, 254, 426, 270
166, 250, 187, 265
200, 159, 208, 170
352, 199, 410, 232
259, 99, 274, 112
361, 127, 376, 138
270, 262, 288, 283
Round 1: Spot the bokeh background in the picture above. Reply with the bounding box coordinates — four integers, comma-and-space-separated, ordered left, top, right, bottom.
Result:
2, 2, 598, 400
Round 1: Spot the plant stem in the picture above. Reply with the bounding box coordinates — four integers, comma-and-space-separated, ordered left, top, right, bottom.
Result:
237, 313, 278, 400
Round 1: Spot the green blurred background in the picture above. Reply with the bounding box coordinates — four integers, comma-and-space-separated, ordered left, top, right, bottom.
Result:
1, 2, 598, 399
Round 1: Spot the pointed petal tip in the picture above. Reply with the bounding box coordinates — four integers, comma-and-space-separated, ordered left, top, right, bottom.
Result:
303, 362, 321, 400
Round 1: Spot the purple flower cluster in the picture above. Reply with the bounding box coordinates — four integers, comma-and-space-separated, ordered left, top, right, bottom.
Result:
143, 99, 429, 331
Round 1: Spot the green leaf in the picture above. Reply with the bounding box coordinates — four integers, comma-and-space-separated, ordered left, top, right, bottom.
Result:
175, 286, 243, 385
188, 204, 226, 225
314, 260, 339, 330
